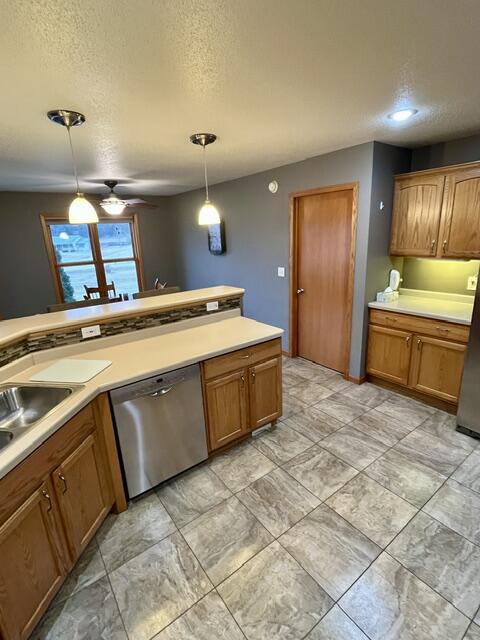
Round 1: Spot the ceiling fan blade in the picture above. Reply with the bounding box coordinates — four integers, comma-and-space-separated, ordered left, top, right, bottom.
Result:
124, 198, 157, 208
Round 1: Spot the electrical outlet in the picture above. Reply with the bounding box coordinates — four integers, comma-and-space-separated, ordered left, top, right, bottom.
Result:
467, 275, 478, 291
277, 267, 285, 278
81, 324, 101, 339
206, 301, 219, 312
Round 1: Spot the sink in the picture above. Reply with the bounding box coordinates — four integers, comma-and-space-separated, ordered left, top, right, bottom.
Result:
0, 385, 74, 446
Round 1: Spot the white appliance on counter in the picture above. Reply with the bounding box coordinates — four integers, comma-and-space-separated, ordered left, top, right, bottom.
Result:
110, 363, 208, 498
376, 269, 401, 303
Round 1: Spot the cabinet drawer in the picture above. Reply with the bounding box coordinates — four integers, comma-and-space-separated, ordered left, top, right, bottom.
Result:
369, 309, 470, 343
203, 338, 282, 380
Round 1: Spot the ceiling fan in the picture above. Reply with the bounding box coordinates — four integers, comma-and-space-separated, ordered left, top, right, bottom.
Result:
94, 180, 157, 215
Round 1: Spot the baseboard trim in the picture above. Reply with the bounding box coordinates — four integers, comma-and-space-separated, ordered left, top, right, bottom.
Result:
346, 374, 366, 385
368, 375, 457, 414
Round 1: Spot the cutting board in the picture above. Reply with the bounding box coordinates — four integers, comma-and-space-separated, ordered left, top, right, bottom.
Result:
30, 359, 112, 383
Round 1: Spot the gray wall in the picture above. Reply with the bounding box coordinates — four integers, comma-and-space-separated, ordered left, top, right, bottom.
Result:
411, 133, 480, 171
0, 192, 175, 319
170, 142, 378, 378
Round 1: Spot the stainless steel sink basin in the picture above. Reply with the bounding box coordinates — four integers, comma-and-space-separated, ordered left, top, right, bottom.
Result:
0, 385, 75, 448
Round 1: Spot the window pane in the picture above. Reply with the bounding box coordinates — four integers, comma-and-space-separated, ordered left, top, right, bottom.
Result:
98, 222, 134, 259
50, 224, 93, 263
105, 261, 139, 297
58, 264, 98, 302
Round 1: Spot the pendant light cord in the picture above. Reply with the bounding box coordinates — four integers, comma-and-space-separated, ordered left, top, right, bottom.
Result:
203, 144, 209, 201
66, 125, 80, 195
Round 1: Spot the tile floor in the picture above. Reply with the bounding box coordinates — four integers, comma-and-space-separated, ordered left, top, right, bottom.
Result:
33, 356, 480, 640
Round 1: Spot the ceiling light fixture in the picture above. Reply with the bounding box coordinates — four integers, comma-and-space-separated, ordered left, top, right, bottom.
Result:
388, 108, 418, 122
47, 109, 98, 224
190, 133, 220, 225
100, 180, 127, 215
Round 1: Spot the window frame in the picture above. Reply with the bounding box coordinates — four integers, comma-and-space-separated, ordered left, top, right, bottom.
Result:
40, 213, 145, 303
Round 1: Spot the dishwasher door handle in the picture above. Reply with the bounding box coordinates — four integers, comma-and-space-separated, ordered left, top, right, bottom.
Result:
148, 377, 186, 398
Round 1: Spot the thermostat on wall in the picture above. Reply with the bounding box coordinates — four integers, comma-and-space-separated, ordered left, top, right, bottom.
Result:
268, 180, 278, 193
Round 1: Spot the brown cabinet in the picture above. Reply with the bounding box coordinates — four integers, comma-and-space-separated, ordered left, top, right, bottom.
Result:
366, 325, 412, 386
390, 173, 445, 256
248, 357, 282, 429
205, 370, 249, 450
202, 339, 282, 452
0, 482, 66, 640
390, 162, 480, 258
367, 310, 468, 405
53, 433, 111, 559
409, 335, 466, 403
0, 397, 120, 640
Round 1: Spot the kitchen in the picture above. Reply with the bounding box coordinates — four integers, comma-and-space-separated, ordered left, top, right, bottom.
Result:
1, 2, 480, 640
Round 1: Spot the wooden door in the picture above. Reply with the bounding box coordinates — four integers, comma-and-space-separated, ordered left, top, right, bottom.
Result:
295, 186, 356, 372
366, 325, 412, 385
390, 173, 445, 256
53, 433, 111, 561
0, 481, 66, 640
440, 167, 480, 257
248, 357, 282, 430
410, 335, 466, 403
205, 370, 248, 451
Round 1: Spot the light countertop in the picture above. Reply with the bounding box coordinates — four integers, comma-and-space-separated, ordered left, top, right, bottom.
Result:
368, 289, 474, 325
0, 286, 244, 347
0, 312, 282, 480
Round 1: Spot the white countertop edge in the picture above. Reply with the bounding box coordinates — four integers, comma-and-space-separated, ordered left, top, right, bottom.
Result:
368, 300, 472, 325
0, 285, 245, 347
0, 316, 283, 480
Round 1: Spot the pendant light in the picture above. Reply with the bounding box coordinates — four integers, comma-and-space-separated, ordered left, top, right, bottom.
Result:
47, 109, 98, 224
190, 133, 220, 225
100, 181, 126, 215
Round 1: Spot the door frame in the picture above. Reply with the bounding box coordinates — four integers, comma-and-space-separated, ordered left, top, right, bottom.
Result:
288, 182, 359, 378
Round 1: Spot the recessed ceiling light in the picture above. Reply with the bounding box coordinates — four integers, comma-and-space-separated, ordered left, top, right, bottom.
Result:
388, 108, 418, 122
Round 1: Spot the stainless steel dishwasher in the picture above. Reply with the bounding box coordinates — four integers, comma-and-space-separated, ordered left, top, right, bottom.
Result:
110, 363, 208, 498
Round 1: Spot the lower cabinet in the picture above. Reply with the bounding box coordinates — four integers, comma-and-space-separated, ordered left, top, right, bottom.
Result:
205, 370, 249, 449
0, 482, 66, 640
367, 310, 468, 405
409, 335, 466, 403
0, 399, 119, 640
52, 433, 112, 559
203, 339, 283, 451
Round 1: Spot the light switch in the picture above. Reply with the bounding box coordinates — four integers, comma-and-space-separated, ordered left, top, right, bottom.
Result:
277, 267, 285, 278
467, 275, 478, 291
206, 301, 219, 311
81, 324, 101, 339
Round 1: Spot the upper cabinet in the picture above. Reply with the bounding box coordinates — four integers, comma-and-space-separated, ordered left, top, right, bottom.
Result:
390, 173, 445, 256
390, 162, 480, 259
440, 167, 480, 257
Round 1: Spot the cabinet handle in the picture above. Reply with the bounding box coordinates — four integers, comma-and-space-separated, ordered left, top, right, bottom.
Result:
58, 473, 68, 493
430, 239, 436, 252
405, 336, 410, 345
42, 490, 52, 511
239, 355, 250, 359
417, 338, 422, 349
241, 375, 245, 385
436, 326, 449, 333
443, 239, 448, 253
251, 371, 256, 383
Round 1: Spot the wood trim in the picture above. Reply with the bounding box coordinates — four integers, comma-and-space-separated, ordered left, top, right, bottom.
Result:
394, 159, 480, 179
40, 213, 145, 302
288, 182, 359, 378
346, 374, 366, 385
92, 394, 127, 513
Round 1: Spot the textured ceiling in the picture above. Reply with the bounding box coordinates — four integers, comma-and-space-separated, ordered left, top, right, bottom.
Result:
1, 0, 480, 195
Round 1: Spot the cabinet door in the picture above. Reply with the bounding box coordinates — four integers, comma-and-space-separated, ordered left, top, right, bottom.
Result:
205, 370, 248, 451
440, 167, 480, 257
53, 433, 111, 561
248, 357, 282, 430
0, 482, 66, 640
367, 325, 412, 385
409, 335, 466, 403
390, 173, 445, 256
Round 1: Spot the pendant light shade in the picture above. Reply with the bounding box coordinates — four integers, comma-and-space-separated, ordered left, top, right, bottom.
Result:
190, 133, 220, 226
69, 193, 99, 223
198, 200, 220, 225
48, 109, 98, 224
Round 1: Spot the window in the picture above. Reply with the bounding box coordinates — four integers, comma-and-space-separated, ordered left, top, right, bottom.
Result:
41, 214, 145, 302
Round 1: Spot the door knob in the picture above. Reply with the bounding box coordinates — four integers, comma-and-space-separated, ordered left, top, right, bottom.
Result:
297, 288, 305, 294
